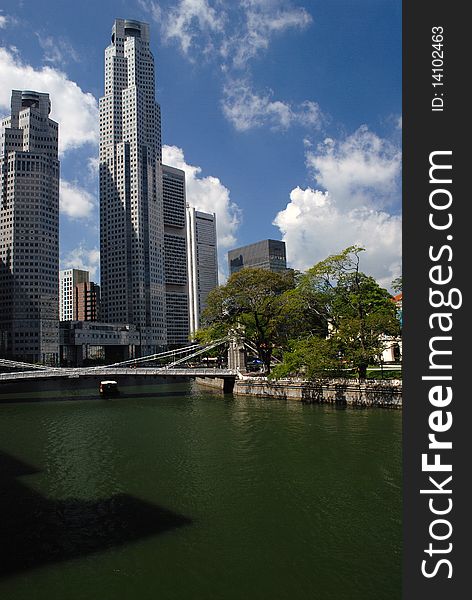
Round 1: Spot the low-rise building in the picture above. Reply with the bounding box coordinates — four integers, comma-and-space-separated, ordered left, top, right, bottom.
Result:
60, 321, 140, 366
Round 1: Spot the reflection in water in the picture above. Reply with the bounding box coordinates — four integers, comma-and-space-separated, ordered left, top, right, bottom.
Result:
0, 380, 401, 600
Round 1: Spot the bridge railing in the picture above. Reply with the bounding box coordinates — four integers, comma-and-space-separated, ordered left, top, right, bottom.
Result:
1, 336, 235, 375
0, 366, 239, 382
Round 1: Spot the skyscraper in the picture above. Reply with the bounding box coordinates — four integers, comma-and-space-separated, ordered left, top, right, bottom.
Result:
99, 19, 166, 355
0, 90, 59, 364
59, 268, 89, 321
59, 269, 100, 322
186, 207, 218, 336
74, 281, 100, 322
162, 164, 189, 346
228, 239, 287, 275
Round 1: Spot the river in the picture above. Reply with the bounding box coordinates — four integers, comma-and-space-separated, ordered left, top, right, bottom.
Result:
0, 378, 401, 600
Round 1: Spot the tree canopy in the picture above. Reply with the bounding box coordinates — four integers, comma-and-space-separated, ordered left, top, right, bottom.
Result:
281, 247, 400, 378
197, 247, 401, 379
199, 268, 296, 372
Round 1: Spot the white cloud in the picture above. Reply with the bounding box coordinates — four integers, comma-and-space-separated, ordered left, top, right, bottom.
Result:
306, 125, 401, 211
61, 244, 100, 280
223, 0, 312, 69
142, 0, 312, 68
142, 0, 313, 70
162, 144, 241, 279
36, 34, 80, 66
274, 188, 401, 287
140, 0, 224, 56
222, 78, 324, 131
0, 46, 98, 154
0, 13, 16, 28
60, 179, 96, 219
273, 127, 402, 287
140, 1, 317, 132
87, 156, 100, 178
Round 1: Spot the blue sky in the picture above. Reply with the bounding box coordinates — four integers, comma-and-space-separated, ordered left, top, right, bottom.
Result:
0, 0, 401, 287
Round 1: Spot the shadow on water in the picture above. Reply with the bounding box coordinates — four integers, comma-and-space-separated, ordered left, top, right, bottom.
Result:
0, 451, 192, 578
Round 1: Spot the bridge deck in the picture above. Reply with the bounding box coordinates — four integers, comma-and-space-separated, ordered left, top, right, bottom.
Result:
0, 367, 239, 383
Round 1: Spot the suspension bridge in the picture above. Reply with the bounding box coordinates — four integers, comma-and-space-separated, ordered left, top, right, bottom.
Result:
0, 336, 257, 386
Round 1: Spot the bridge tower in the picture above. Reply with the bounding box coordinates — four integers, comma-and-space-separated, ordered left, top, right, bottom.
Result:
227, 337, 246, 372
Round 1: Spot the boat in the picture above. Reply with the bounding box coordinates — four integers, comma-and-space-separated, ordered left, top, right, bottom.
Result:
99, 380, 120, 396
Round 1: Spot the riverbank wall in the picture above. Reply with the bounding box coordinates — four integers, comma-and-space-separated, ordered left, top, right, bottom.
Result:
233, 377, 402, 408
195, 377, 235, 393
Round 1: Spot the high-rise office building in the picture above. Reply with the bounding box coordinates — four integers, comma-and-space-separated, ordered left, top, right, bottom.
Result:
186, 207, 218, 335
75, 281, 100, 322
0, 90, 59, 364
228, 239, 287, 275
59, 269, 89, 321
99, 19, 166, 355
162, 164, 189, 346
59, 269, 100, 322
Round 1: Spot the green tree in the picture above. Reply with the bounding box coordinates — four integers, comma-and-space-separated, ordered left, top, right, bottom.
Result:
199, 268, 296, 372
391, 276, 402, 293
270, 336, 341, 380
277, 247, 400, 379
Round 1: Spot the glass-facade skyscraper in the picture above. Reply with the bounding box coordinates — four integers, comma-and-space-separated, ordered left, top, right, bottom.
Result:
99, 19, 166, 355
0, 90, 59, 364
163, 164, 190, 346
186, 207, 218, 336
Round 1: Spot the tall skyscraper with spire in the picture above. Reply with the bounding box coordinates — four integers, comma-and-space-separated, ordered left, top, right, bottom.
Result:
0, 90, 59, 364
99, 19, 166, 354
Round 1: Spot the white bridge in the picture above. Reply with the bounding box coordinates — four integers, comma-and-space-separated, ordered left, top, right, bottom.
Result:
0, 337, 247, 383
0, 366, 239, 383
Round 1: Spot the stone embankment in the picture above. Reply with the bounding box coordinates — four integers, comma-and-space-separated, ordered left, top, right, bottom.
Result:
195, 376, 235, 393
232, 376, 402, 408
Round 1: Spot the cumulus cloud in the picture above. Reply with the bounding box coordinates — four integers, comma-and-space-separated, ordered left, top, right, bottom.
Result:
0, 16, 7, 28
0, 46, 98, 154
60, 179, 96, 219
273, 127, 402, 288
61, 244, 100, 280
162, 144, 241, 278
162, 144, 241, 247
222, 78, 324, 131
306, 125, 401, 211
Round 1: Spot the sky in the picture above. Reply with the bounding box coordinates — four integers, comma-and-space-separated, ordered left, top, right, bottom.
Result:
0, 0, 402, 288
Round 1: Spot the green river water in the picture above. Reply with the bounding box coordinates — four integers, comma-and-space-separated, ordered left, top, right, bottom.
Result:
0, 379, 401, 600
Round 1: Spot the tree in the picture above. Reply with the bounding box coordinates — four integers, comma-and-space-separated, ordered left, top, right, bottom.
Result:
391, 276, 402, 293
270, 336, 341, 380
278, 247, 401, 379
199, 268, 296, 373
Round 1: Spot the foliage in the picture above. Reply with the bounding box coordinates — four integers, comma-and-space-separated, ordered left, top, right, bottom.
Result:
196, 247, 401, 380
391, 276, 402, 293
200, 268, 296, 372
277, 246, 401, 379
269, 336, 341, 380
